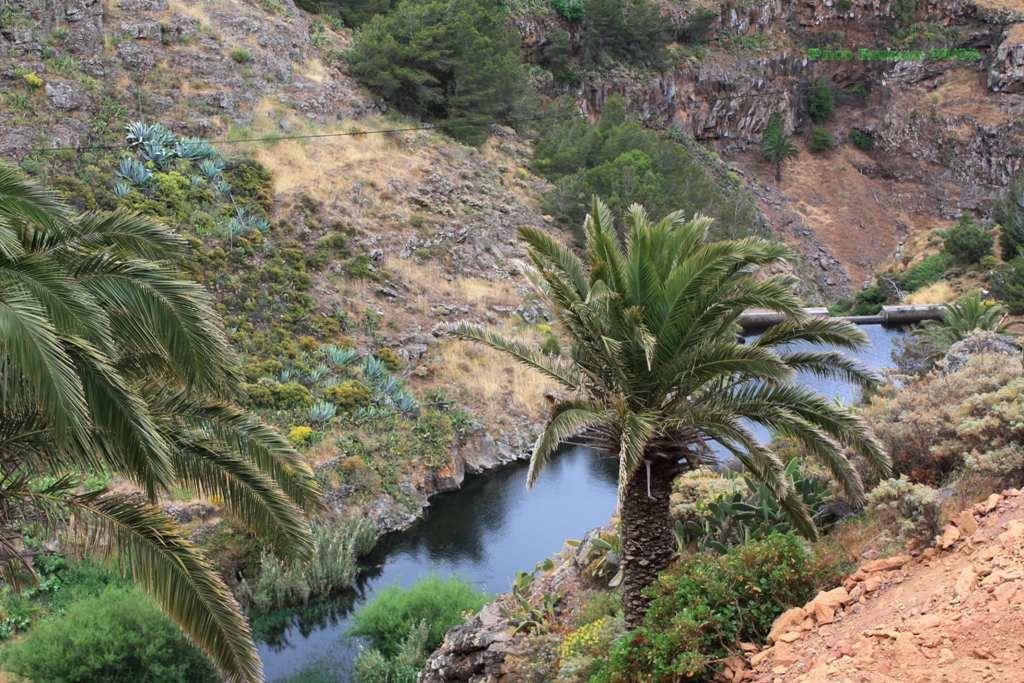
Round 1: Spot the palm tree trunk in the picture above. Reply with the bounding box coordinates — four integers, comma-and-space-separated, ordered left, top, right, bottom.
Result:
620, 456, 678, 629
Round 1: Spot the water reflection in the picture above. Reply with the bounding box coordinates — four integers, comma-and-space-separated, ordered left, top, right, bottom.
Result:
258, 325, 905, 681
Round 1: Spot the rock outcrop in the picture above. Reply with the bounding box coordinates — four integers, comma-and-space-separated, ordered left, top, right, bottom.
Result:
748, 488, 1024, 682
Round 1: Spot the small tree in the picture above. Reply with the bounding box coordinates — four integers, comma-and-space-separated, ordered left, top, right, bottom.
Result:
761, 114, 798, 182
943, 214, 993, 265
990, 256, 1024, 313
808, 126, 835, 153
347, 0, 533, 145
806, 78, 835, 124
996, 175, 1024, 260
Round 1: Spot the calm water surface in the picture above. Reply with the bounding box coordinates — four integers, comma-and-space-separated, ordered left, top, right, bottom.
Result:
258, 325, 905, 681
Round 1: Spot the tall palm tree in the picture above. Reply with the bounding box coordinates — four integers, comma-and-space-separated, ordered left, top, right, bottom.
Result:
0, 163, 322, 682
451, 198, 890, 627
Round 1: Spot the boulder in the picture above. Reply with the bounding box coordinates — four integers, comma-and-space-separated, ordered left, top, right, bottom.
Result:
768, 606, 807, 644
941, 332, 1022, 375
989, 23, 1024, 94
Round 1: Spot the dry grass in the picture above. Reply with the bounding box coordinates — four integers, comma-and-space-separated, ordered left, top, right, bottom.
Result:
431, 336, 558, 423
385, 256, 522, 313
905, 281, 957, 304
165, 0, 216, 25
302, 57, 330, 84
243, 114, 432, 201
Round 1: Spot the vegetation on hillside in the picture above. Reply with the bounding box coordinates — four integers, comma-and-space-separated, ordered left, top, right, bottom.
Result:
452, 197, 890, 626
347, 0, 533, 145
0, 165, 320, 680
533, 96, 761, 240
350, 576, 489, 681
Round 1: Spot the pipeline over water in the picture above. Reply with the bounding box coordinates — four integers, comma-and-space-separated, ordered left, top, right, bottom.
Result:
737, 305, 943, 332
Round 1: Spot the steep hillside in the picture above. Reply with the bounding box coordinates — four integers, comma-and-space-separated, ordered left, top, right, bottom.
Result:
0, 0, 565, 538
554, 0, 1024, 296
749, 488, 1024, 682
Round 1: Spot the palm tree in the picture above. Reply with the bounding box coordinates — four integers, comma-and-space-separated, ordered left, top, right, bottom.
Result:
918, 291, 1017, 350
761, 114, 798, 182
0, 163, 322, 682
451, 198, 890, 627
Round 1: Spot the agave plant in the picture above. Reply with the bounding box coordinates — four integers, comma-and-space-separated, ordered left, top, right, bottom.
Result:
113, 181, 132, 198
199, 158, 226, 180
322, 344, 359, 368
308, 401, 337, 425
361, 357, 418, 416
0, 164, 322, 682
117, 157, 152, 187
142, 139, 175, 171
176, 137, 218, 162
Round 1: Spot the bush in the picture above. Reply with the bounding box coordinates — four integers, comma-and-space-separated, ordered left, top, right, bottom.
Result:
865, 476, 941, 546
324, 379, 373, 409
996, 176, 1024, 259
591, 534, 821, 681
863, 352, 1024, 484
229, 47, 253, 63
806, 78, 835, 124
1, 587, 217, 682
533, 96, 761, 241
850, 128, 875, 151
578, 0, 670, 69
22, 71, 44, 88
353, 620, 430, 683
252, 519, 378, 611
943, 214, 993, 265
347, 0, 533, 145
288, 424, 314, 445
808, 126, 835, 153
348, 576, 488, 658
896, 251, 952, 292
990, 256, 1024, 313
300, 0, 394, 27
551, 0, 583, 20
677, 7, 717, 43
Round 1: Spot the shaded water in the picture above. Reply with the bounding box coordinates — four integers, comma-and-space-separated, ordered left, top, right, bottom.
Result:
258, 325, 905, 681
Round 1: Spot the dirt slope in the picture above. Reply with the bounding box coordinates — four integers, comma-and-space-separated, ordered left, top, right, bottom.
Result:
746, 490, 1024, 683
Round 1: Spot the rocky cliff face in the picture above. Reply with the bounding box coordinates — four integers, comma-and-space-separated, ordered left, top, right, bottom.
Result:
550, 0, 1024, 294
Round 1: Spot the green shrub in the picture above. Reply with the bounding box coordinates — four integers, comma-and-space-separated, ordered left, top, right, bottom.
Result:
299, 0, 394, 27
353, 620, 430, 683
252, 519, 378, 611
850, 129, 875, 151
551, 0, 583, 20
990, 256, 1024, 313
324, 379, 373, 409
533, 96, 760, 240
376, 347, 403, 372
229, 47, 253, 63
806, 78, 835, 124
1, 587, 217, 682
996, 176, 1024, 259
865, 476, 941, 546
348, 576, 488, 657
835, 0, 852, 12
943, 214, 993, 265
590, 534, 821, 681
896, 251, 952, 292
677, 7, 717, 43
579, 0, 670, 69
540, 334, 561, 356
808, 126, 835, 153
347, 0, 533, 145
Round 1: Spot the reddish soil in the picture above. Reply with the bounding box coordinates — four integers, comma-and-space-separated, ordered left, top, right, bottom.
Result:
745, 490, 1024, 683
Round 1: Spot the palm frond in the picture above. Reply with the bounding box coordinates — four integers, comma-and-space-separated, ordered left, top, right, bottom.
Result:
68, 492, 262, 683
445, 322, 582, 390
528, 403, 610, 487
